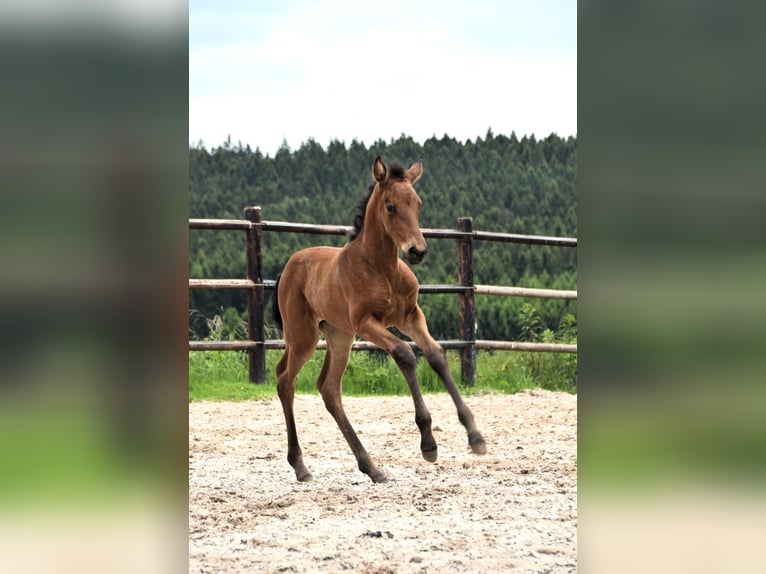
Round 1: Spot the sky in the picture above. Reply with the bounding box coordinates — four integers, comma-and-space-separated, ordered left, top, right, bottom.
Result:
189, 0, 576, 156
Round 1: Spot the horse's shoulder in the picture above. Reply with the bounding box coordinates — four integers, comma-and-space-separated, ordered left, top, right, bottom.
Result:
395, 261, 420, 302
397, 260, 419, 282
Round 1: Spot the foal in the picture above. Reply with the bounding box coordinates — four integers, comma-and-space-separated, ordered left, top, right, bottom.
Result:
273, 157, 486, 483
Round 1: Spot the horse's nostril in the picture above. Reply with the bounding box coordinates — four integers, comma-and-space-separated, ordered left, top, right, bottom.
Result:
408, 246, 427, 262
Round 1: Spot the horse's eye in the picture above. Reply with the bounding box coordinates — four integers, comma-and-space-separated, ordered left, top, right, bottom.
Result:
385, 203, 396, 215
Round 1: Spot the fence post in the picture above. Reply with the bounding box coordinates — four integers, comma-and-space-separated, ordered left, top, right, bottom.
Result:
244, 206, 266, 383
457, 217, 476, 385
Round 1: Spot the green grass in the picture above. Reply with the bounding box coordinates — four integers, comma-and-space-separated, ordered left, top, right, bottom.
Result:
189, 347, 576, 401
189, 304, 576, 401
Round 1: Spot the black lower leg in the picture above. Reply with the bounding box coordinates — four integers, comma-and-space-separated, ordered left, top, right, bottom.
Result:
323, 399, 387, 483
424, 347, 487, 455
391, 344, 438, 461
278, 382, 313, 482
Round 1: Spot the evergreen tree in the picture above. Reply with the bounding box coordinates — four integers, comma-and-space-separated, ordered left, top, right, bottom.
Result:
189, 132, 577, 340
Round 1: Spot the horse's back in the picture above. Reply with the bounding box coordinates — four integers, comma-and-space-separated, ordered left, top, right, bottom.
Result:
280, 245, 342, 293
279, 246, 348, 326
283, 245, 339, 271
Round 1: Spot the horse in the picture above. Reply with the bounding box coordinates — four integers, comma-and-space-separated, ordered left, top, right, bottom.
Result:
272, 157, 486, 483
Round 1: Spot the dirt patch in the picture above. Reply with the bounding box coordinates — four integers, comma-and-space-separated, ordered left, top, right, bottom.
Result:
189, 390, 576, 573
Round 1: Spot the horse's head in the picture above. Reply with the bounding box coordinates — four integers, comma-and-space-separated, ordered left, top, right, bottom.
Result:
372, 157, 428, 265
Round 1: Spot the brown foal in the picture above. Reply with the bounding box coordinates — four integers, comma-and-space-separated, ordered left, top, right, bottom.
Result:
273, 157, 486, 483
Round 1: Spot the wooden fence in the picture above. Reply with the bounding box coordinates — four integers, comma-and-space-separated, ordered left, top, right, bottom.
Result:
189, 206, 577, 384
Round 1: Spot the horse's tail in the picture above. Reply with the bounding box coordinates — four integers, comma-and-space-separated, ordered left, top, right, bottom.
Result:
272, 272, 283, 332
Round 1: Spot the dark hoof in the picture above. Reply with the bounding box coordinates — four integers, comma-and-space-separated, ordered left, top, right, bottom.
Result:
295, 465, 313, 482
370, 471, 388, 484
360, 461, 387, 483
422, 446, 438, 463
469, 431, 487, 455
421, 436, 438, 462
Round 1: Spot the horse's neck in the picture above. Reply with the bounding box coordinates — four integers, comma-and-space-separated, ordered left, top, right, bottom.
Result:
359, 215, 400, 277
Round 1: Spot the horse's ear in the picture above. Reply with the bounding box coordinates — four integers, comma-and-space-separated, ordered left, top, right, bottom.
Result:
372, 157, 387, 182
407, 159, 423, 184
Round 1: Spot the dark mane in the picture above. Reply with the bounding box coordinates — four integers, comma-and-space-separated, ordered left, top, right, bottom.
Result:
348, 160, 406, 241
347, 182, 375, 241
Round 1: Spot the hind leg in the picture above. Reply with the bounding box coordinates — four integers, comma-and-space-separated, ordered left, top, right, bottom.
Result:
318, 323, 387, 483
276, 326, 319, 482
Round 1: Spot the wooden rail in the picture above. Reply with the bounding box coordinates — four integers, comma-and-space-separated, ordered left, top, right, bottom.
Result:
188, 339, 576, 353
189, 207, 577, 384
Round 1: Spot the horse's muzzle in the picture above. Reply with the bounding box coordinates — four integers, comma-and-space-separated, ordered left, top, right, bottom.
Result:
405, 246, 427, 265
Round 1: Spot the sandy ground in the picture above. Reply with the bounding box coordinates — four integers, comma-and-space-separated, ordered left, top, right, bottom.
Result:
189, 390, 576, 573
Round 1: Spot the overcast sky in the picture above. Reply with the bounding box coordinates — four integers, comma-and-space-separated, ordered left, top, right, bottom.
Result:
190, 0, 576, 156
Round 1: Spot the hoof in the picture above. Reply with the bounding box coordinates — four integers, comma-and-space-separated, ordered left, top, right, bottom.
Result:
295, 464, 313, 482
468, 431, 487, 455
421, 446, 438, 463
360, 461, 387, 483
370, 471, 388, 484
421, 436, 438, 462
